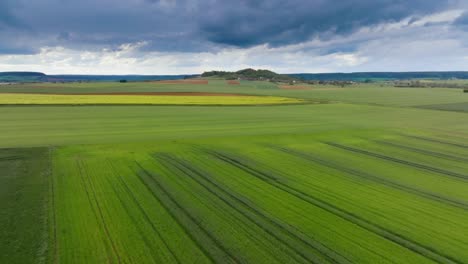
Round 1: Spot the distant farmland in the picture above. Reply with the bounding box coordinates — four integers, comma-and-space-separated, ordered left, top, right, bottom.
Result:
1, 79, 468, 263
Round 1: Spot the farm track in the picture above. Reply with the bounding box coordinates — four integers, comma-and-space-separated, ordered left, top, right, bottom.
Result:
189, 154, 401, 263
326, 142, 468, 181
155, 152, 346, 264
134, 161, 238, 263
402, 135, 468, 149
107, 161, 179, 264
155, 154, 313, 264
269, 145, 468, 211
76, 160, 121, 263
372, 140, 468, 163
205, 149, 462, 264
105, 176, 160, 263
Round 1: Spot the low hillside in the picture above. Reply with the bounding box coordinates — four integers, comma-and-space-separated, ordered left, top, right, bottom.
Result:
0, 72, 47, 82
201, 68, 296, 82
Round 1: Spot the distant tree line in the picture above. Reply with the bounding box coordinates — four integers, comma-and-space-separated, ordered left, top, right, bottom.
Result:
394, 80, 468, 89
291, 72, 468, 81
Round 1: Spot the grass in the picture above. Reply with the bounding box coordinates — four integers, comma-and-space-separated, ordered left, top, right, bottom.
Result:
0, 93, 302, 106
1, 80, 468, 263
1, 104, 468, 148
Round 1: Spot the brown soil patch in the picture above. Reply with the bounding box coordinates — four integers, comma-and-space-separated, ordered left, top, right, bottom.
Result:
152, 80, 209, 85
279, 85, 344, 91
227, 80, 240, 85
309, 88, 344, 91
279, 85, 313, 90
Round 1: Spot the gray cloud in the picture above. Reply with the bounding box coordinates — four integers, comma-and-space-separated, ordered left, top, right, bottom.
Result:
198, 0, 451, 47
454, 11, 468, 30
0, 0, 458, 55
0, 0, 22, 29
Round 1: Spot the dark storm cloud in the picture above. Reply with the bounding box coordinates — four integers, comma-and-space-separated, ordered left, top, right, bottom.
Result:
0, 0, 22, 28
0, 0, 457, 54
198, 0, 451, 47
454, 11, 468, 30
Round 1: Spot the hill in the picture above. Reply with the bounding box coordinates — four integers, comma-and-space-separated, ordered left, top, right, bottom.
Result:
201, 68, 296, 82
0, 72, 195, 83
0, 72, 47, 82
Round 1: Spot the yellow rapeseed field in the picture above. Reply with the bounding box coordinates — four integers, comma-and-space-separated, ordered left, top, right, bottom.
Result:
0, 93, 304, 105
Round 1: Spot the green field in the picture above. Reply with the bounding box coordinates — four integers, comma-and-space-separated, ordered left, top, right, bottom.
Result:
1, 80, 468, 263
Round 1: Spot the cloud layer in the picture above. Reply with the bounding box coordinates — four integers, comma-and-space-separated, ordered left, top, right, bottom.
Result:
0, 0, 467, 73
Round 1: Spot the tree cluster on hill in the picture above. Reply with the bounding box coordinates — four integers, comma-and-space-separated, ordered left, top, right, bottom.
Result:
201, 68, 296, 82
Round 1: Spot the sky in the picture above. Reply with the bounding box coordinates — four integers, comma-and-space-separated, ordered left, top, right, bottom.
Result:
1, 0, 468, 74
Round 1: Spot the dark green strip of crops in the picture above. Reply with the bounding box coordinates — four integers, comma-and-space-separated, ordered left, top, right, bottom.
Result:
402, 135, 468, 149
48, 148, 58, 264
205, 150, 462, 264
0, 148, 50, 264
0, 155, 24, 161
326, 142, 468, 181
372, 140, 468, 163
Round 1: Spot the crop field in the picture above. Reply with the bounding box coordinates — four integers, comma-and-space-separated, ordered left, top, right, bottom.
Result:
0, 92, 302, 106
1, 80, 468, 263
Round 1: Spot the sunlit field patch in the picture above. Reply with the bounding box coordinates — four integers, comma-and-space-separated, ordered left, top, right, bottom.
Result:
0, 93, 304, 105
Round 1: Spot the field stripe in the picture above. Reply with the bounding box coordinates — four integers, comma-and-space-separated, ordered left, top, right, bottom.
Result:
326, 142, 468, 181
48, 148, 58, 264
0, 156, 23, 161
134, 161, 238, 263
156, 154, 313, 264
270, 145, 468, 211
156, 153, 346, 264
118, 176, 181, 263
373, 140, 468, 163
207, 150, 462, 264
107, 161, 179, 263
402, 135, 468, 149
76, 160, 121, 263
105, 176, 161, 263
